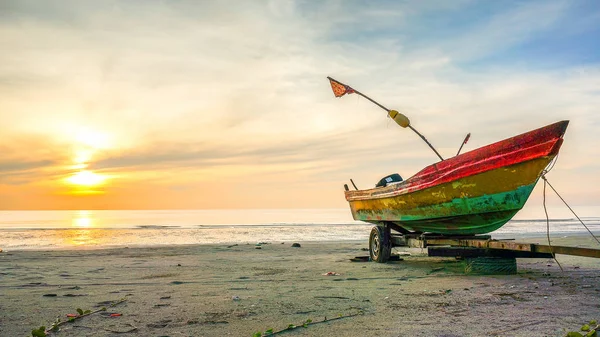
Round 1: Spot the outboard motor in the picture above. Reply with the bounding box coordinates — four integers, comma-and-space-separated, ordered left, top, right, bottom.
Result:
376, 173, 403, 187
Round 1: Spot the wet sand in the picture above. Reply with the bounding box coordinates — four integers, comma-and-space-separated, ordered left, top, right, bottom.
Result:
1, 236, 599, 337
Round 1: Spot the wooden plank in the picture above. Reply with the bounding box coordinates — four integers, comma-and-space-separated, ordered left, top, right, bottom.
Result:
392, 236, 600, 258
532, 245, 600, 259
427, 247, 553, 258
486, 241, 535, 252
396, 236, 600, 259
412, 238, 534, 252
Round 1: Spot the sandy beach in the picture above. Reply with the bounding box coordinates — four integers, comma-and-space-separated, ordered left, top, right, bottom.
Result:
1, 236, 599, 337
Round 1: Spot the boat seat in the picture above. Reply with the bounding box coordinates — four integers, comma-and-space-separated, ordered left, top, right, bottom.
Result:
376, 173, 403, 187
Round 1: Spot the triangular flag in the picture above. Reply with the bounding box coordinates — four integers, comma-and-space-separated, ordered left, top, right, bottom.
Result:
328, 77, 355, 97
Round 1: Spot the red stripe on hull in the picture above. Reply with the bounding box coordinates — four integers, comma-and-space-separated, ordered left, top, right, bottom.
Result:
347, 120, 568, 201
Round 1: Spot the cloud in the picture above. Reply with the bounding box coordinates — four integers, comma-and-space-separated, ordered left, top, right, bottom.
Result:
0, 133, 75, 185
0, 159, 55, 173
86, 124, 405, 171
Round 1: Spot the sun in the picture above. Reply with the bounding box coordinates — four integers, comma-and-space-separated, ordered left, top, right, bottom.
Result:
66, 170, 106, 187
63, 127, 112, 191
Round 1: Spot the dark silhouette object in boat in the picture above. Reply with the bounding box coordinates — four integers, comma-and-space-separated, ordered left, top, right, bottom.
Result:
375, 174, 403, 188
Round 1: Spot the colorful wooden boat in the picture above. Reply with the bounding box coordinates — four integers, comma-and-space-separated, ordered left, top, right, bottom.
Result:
345, 120, 569, 235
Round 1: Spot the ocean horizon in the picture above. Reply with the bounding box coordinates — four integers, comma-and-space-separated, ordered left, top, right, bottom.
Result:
1, 209, 599, 251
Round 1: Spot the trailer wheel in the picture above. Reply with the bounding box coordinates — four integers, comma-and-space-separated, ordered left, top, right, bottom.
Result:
369, 225, 392, 263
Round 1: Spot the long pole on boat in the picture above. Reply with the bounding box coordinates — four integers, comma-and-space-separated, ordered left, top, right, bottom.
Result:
327, 76, 444, 161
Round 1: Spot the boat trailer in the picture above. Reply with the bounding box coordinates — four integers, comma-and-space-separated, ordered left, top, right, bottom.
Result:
368, 223, 600, 274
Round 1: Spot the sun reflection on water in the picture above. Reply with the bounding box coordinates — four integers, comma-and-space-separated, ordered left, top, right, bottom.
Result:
72, 210, 94, 228
65, 211, 98, 247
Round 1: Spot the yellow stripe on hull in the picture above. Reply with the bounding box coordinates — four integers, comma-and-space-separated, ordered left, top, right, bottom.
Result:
350, 156, 552, 216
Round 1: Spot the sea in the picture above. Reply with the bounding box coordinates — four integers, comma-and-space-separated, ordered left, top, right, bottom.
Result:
0, 209, 599, 251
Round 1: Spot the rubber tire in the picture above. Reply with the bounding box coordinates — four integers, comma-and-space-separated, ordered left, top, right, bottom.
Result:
369, 225, 392, 263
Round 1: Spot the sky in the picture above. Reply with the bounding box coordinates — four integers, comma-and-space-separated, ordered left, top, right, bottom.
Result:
1, 0, 600, 216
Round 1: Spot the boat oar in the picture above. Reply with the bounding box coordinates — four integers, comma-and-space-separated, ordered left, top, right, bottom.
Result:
327, 76, 444, 162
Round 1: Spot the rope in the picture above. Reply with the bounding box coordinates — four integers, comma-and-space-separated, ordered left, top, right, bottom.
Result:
542, 177, 563, 271
545, 152, 559, 174
541, 175, 600, 246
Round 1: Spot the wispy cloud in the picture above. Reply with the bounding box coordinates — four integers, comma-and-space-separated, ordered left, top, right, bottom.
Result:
0, 159, 55, 173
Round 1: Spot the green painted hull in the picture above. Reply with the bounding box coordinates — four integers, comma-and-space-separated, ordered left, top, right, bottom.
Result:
356, 184, 535, 235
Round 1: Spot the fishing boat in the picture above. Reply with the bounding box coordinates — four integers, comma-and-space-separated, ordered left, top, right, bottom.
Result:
345, 120, 569, 235
327, 76, 570, 262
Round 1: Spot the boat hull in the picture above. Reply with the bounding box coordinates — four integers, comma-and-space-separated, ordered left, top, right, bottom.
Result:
346, 121, 569, 235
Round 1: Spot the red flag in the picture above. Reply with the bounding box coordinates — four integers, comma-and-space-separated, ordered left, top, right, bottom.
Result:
328, 77, 355, 97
